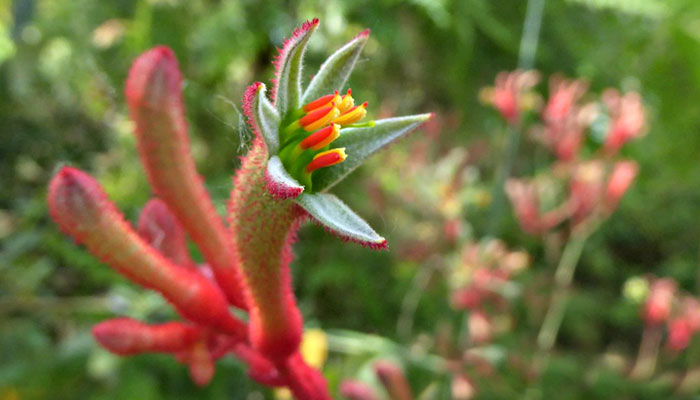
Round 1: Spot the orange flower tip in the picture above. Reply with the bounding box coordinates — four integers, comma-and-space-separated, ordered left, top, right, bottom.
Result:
303, 93, 337, 112
299, 124, 341, 150
305, 148, 347, 173
299, 106, 333, 126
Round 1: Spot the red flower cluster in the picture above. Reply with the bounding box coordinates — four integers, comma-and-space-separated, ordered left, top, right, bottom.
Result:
642, 277, 700, 352
489, 72, 645, 236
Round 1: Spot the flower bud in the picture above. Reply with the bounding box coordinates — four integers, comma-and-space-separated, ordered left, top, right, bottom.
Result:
138, 198, 195, 269
644, 278, 676, 325
48, 167, 246, 337
604, 161, 638, 212
126, 46, 247, 309
92, 318, 200, 355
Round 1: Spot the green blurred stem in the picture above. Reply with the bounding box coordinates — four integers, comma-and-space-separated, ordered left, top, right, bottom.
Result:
486, 122, 521, 236
486, 0, 545, 235
536, 231, 590, 355
630, 324, 662, 380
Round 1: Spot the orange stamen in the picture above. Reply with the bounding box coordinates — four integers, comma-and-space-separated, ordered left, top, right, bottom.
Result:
303, 91, 340, 113
337, 89, 355, 113
302, 106, 340, 132
333, 102, 368, 125
299, 124, 341, 150
305, 148, 347, 173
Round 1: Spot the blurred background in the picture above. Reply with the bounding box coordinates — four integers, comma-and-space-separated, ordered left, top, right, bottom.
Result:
3, 0, 700, 398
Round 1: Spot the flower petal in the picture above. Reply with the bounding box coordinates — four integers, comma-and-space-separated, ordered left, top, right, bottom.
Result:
243, 82, 281, 154
265, 155, 304, 199
302, 29, 370, 104
296, 193, 386, 250
271, 18, 319, 116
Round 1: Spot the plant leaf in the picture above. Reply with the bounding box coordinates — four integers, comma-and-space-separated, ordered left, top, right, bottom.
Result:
313, 114, 432, 192
296, 193, 386, 249
302, 29, 370, 103
265, 155, 304, 199
271, 19, 319, 117
243, 83, 280, 154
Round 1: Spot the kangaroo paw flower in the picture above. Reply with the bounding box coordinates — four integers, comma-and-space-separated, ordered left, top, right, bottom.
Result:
126, 46, 247, 310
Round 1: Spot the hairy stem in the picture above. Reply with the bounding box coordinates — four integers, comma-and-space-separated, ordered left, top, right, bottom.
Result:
229, 138, 303, 361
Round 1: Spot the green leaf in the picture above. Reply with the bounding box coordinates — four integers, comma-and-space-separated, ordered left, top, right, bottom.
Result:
245, 83, 280, 154
296, 193, 386, 249
265, 155, 304, 199
313, 114, 432, 192
302, 30, 370, 103
273, 19, 318, 117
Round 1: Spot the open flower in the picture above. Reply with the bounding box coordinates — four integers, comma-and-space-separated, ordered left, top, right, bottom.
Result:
242, 19, 432, 249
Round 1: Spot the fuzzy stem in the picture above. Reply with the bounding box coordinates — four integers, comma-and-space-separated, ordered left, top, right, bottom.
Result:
229, 138, 303, 362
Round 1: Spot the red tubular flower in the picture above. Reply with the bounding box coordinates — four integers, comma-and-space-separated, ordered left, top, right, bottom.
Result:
505, 179, 545, 235
604, 160, 638, 212
480, 70, 540, 125
48, 167, 246, 338
668, 317, 694, 352
125, 46, 247, 310
138, 198, 196, 269
92, 318, 200, 355
374, 361, 413, 400
542, 76, 588, 126
602, 89, 646, 154
644, 278, 676, 325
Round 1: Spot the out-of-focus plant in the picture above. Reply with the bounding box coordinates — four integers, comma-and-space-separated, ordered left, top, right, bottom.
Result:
47, 19, 429, 399
622, 275, 700, 393
484, 72, 646, 366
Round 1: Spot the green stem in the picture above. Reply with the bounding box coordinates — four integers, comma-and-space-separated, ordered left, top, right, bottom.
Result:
486, 123, 521, 236
535, 231, 590, 357
486, 0, 546, 236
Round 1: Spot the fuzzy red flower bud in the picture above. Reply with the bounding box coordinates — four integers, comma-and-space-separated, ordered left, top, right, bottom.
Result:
644, 278, 676, 325
668, 317, 694, 352
138, 198, 196, 269
125, 46, 247, 309
48, 167, 246, 337
602, 89, 645, 154
187, 341, 216, 386
604, 160, 638, 212
92, 318, 200, 355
